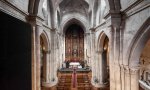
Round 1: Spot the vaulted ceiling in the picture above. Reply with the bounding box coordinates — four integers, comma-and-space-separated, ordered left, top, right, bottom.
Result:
59, 0, 89, 17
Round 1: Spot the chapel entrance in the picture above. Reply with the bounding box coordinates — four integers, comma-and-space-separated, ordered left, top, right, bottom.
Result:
65, 24, 84, 62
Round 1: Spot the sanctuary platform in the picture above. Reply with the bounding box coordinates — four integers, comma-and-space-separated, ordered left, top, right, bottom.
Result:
58, 68, 91, 73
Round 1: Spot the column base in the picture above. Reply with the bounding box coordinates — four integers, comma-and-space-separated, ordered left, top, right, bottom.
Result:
91, 79, 109, 88
42, 78, 58, 87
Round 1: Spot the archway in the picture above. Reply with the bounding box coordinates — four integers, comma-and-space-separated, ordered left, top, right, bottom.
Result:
65, 24, 84, 62
139, 39, 150, 90
128, 18, 150, 90
40, 33, 49, 90
98, 32, 110, 89
102, 36, 109, 84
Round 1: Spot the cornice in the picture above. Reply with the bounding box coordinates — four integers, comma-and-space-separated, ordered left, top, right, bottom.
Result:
26, 15, 44, 26
0, 0, 28, 22
121, 0, 143, 12
123, 0, 150, 18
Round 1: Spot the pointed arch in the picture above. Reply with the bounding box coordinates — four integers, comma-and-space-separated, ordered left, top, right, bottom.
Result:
40, 31, 50, 51
62, 18, 87, 34
126, 18, 150, 67
97, 31, 109, 52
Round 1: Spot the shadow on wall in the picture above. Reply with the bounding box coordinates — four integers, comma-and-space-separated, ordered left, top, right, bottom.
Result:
0, 12, 32, 90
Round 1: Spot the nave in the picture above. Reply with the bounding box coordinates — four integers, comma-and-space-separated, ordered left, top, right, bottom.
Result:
42, 72, 110, 90
0, 0, 149, 90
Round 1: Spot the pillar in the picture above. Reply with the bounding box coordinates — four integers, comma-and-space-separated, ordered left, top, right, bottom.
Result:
114, 27, 121, 90
109, 28, 115, 90
42, 50, 51, 87
120, 65, 125, 90
35, 25, 42, 90
90, 28, 96, 85
32, 25, 36, 90
124, 66, 130, 90
84, 32, 91, 66
29, 15, 43, 90
49, 29, 58, 86
130, 67, 139, 90
31, 24, 42, 90
97, 50, 106, 87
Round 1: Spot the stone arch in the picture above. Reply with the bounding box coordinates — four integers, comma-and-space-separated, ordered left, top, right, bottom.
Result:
28, 0, 54, 27
62, 18, 87, 34
127, 18, 150, 67
39, 30, 50, 87
40, 31, 50, 51
97, 31, 108, 52
96, 31, 110, 86
97, 30, 110, 51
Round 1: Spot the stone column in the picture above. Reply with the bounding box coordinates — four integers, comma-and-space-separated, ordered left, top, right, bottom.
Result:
35, 25, 42, 90
49, 29, 58, 86
90, 28, 96, 85
29, 15, 43, 90
42, 50, 51, 87
124, 66, 130, 90
130, 67, 139, 90
46, 50, 50, 82
94, 50, 101, 87
114, 64, 121, 90
97, 50, 105, 86
108, 28, 115, 90
114, 28, 121, 90
84, 32, 91, 66
120, 65, 125, 90
32, 25, 36, 90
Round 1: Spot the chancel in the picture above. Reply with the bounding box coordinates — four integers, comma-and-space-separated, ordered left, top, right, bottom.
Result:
0, 0, 150, 90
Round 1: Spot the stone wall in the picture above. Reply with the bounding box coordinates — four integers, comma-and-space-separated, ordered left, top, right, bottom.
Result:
6, 0, 29, 12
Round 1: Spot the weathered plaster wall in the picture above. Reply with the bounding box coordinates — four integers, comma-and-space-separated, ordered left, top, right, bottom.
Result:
6, 0, 29, 12
123, 7, 150, 62
120, 0, 137, 10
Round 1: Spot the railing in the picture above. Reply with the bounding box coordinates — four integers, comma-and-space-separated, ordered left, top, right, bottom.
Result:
139, 80, 150, 90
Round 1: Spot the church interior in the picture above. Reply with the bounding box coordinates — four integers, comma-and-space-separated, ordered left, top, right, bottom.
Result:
0, 0, 150, 90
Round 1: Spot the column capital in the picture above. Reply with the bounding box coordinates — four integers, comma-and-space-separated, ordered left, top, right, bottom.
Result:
90, 28, 96, 34
51, 28, 56, 32
27, 15, 43, 26
124, 65, 130, 74
130, 67, 140, 75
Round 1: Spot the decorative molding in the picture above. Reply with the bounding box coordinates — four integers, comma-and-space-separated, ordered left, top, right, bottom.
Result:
0, 0, 28, 22
121, 0, 142, 12
124, 66, 130, 74
90, 28, 96, 32
123, 0, 150, 18
42, 24, 52, 30
103, 11, 121, 29
130, 67, 140, 74
95, 22, 106, 31
27, 15, 44, 26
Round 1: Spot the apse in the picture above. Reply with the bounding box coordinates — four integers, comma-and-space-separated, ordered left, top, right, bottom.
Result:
65, 24, 84, 62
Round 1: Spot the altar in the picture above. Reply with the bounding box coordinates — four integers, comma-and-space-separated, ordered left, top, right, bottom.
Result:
69, 62, 82, 68
59, 61, 91, 73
